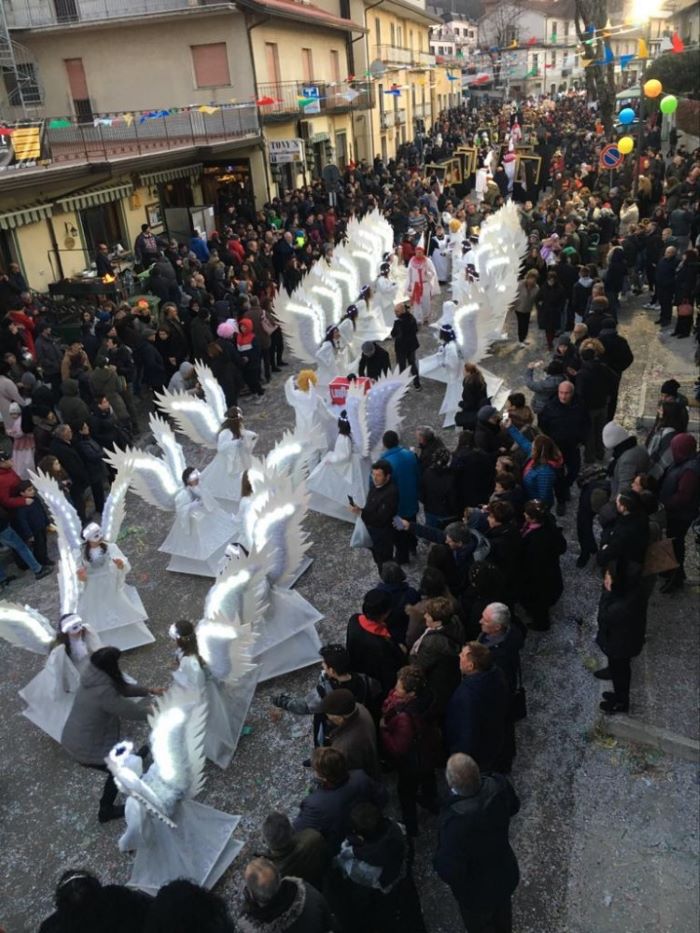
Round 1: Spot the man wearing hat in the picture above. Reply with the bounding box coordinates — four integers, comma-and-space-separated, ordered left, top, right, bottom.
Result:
659, 379, 689, 432
320, 688, 380, 779
358, 341, 390, 381
346, 588, 405, 695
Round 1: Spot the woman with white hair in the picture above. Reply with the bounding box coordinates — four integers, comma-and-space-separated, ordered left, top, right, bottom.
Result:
77, 522, 153, 651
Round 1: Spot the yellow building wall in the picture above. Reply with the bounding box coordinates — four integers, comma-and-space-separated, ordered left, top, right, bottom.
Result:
23, 13, 254, 115
15, 221, 56, 292
250, 23, 350, 86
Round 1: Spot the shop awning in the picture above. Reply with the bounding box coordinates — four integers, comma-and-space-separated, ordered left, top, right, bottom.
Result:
140, 163, 203, 187
0, 202, 54, 231
57, 181, 133, 212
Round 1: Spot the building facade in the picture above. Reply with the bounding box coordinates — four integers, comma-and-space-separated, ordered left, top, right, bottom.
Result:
430, 17, 479, 63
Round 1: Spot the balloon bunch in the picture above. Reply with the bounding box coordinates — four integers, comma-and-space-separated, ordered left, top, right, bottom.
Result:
615, 79, 679, 157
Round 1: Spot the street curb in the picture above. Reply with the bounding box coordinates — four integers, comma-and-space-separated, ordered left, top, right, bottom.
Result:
599, 714, 700, 763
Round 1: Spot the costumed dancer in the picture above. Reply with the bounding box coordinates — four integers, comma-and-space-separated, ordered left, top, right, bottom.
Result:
107, 689, 244, 892
430, 225, 451, 286
315, 325, 344, 388
168, 617, 257, 769
156, 366, 257, 510
199, 407, 258, 509
407, 244, 439, 325
420, 323, 463, 428
32, 467, 154, 652
306, 410, 370, 523
107, 415, 235, 577
374, 261, 400, 329
284, 370, 335, 469
353, 285, 391, 343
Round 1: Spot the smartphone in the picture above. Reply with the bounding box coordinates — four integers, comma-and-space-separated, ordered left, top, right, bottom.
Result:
347, 495, 355, 506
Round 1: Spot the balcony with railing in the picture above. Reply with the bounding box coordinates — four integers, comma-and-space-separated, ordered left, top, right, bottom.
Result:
375, 44, 413, 67
10, 103, 260, 176
255, 81, 373, 121
5, 0, 230, 29
413, 101, 430, 120
412, 49, 436, 67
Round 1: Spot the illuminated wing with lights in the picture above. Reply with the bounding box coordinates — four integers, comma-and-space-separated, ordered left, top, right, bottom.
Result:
344, 383, 371, 458
307, 265, 343, 328
365, 207, 394, 254
196, 615, 257, 685
105, 447, 178, 512
155, 387, 220, 449
30, 470, 82, 553
100, 461, 133, 545
150, 414, 187, 480
333, 243, 360, 301
264, 430, 311, 485
453, 300, 490, 364
204, 549, 269, 630
364, 366, 413, 457
0, 601, 55, 655
252, 487, 311, 589
274, 290, 326, 366
195, 361, 227, 424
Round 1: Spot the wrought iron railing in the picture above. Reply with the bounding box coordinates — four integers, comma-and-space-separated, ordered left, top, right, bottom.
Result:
256, 80, 373, 118
5, 0, 229, 29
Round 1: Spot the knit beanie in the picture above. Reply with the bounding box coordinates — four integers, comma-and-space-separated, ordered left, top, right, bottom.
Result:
602, 422, 630, 450
320, 688, 356, 717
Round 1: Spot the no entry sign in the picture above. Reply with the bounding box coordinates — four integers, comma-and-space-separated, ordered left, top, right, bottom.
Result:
599, 143, 623, 170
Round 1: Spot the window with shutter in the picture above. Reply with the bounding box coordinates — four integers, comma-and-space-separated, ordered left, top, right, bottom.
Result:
191, 43, 231, 88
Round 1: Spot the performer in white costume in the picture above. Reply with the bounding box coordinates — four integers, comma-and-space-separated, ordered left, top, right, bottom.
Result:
31, 466, 154, 652
407, 245, 439, 325
420, 324, 464, 428
107, 690, 244, 894
284, 370, 335, 467
374, 262, 400, 328
430, 226, 451, 285
107, 415, 235, 577
168, 617, 257, 770
306, 411, 369, 523
157, 364, 257, 509
353, 285, 391, 343
315, 325, 345, 387
77, 524, 152, 652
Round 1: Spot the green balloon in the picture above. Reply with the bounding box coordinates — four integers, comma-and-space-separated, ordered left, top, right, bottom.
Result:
660, 95, 678, 114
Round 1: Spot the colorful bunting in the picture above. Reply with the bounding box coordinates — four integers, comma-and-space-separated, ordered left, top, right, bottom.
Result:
619, 54, 634, 69
671, 32, 685, 53
198, 105, 219, 115
638, 37, 649, 59
339, 88, 359, 102
603, 43, 614, 64
527, 37, 537, 46
48, 118, 72, 128
256, 96, 279, 106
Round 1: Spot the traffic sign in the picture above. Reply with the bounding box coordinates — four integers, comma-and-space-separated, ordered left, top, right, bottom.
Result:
599, 143, 623, 170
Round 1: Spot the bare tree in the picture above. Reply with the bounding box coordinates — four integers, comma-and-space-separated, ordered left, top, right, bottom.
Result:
574, 0, 616, 133
479, 0, 525, 85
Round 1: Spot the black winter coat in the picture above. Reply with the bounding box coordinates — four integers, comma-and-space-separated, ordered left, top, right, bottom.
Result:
474, 420, 509, 458
450, 446, 495, 509
597, 511, 650, 585
49, 437, 89, 489
539, 397, 589, 447
361, 479, 399, 531
346, 614, 405, 694
575, 359, 616, 410
598, 329, 634, 375
536, 281, 566, 331
391, 313, 419, 354
518, 516, 566, 609
421, 464, 458, 518
358, 344, 391, 380
596, 585, 647, 659
434, 774, 520, 910
444, 667, 509, 768
455, 380, 489, 429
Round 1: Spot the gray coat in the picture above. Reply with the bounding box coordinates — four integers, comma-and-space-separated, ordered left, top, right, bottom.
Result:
61, 663, 150, 765
611, 442, 650, 498
525, 367, 564, 415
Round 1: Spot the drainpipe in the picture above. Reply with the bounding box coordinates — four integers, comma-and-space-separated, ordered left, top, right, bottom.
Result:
46, 216, 65, 281
245, 12, 272, 203
358, 0, 385, 162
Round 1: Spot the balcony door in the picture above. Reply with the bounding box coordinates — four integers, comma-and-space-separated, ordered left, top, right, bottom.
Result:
54, 0, 78, 23
265, 42, 281, 86
65, 58, 93, 123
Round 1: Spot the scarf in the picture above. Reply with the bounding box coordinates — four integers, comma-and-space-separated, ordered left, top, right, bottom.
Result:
358, 614, 392, 640
521, 520, 541, 537
410, 257, 426, 305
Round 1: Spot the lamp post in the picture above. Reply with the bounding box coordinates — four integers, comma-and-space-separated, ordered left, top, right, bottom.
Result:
634, 17, 652, 194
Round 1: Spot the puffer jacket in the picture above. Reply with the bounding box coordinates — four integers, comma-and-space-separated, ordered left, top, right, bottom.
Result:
61, 663, 150, 765
237, 878, 334, 933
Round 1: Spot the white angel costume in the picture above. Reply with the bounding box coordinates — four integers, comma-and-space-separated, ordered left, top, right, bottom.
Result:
207, 481, 323, 681
374, 272, 399, 328
108, 692, 244, 894
157, 363, 257, 509
31, 470, 154, 652
107, 415, 235, 577
284, 375, 335, 468
430, 233, 451, 284
407, 252, 439, 325
306, 431, 369, 524
353, 296, 390, 343
170, 616, 258, 770
0, 511, 103, 743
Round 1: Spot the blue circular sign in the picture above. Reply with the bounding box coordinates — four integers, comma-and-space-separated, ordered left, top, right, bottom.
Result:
600, 144, 622, 169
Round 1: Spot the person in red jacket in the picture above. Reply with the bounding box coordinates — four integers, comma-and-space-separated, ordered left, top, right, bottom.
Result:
380, 665, 440, 836
0, 453, 51, 568
235, 312, 265, 402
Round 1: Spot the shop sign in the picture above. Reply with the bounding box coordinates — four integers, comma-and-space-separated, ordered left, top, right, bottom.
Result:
301, 86, 321, 115
268, 138, 305, 163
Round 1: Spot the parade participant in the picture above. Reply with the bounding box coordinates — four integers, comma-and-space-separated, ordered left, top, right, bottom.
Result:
307, 410, 369, 523
407, 245, 439, 325
200, 407, 258, 509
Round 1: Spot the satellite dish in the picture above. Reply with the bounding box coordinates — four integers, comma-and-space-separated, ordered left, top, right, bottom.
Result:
369, 59, 386, 78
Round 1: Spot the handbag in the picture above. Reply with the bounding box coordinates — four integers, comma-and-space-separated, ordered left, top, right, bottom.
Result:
511, 659, 527, 722
350, 515, 372, 549
642, 537, 679, 576
260, 310, 278, 335
677, 300, 693, 318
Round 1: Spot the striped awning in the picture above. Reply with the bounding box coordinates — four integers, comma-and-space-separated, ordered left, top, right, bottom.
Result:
0, 203, 54, 231
57, 182, 133, 212
140, 163, 203, 187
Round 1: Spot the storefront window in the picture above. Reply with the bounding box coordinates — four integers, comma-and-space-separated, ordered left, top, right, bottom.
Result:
201, 161, 255, 224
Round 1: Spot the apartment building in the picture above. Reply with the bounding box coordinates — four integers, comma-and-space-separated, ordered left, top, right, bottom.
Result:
430, 17, 479, 63
0, 0, 268, 289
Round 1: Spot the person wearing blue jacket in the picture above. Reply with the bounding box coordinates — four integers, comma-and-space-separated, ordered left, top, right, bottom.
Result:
381, 430, 420, 564
506, 422, 563, 507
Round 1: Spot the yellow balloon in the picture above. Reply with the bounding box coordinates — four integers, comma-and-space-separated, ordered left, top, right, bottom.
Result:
619, 136, 634, 154
644, 78, 662, 98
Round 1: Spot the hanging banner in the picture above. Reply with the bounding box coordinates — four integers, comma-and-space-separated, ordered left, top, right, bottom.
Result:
301, 86, 321, 115
0, 121, 49, 171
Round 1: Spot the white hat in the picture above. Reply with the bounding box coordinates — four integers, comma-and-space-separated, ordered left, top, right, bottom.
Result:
430, 300, 457, 331
8, 402, 21, 415
602, 422, 630, 450
82, 522, 102, 543
60, 613, 84, 634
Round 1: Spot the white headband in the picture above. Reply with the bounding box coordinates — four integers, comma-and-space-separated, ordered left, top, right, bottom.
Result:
61, 613, 84, 634
82, 522, 102, 542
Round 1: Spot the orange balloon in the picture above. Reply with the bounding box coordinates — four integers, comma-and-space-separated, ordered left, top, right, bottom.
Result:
644, 78, 662, 98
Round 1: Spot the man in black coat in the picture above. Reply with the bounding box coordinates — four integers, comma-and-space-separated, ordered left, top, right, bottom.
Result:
654, 245, 679, 327
539, 381, 589, 514
598, 317, 633, 420
575, 348, 617, 464
358, 341, 391, 380
435, 752, 520, 932
391, 303, 420, 388
350, 459, 399, 571
49, 424, 89, 520
346, 589, 405, 695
